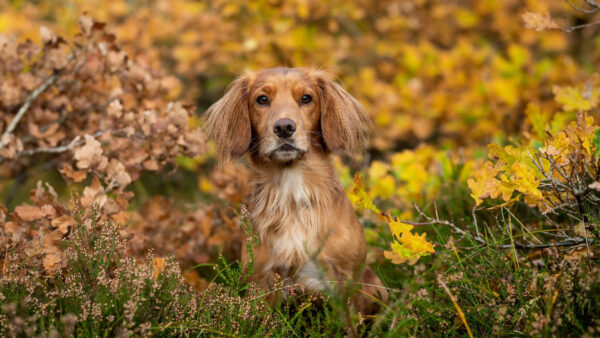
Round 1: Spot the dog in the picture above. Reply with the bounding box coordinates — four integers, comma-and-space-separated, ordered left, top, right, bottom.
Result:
203, 67, 387, 314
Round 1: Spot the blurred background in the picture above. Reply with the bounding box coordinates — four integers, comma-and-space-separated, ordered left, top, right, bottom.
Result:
2, 0, 594, 150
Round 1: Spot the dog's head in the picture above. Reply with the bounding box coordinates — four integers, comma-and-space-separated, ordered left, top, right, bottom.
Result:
203, 67, 371, 165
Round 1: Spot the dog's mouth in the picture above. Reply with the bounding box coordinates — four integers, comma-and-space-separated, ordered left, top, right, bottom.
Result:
269, 143, 305, 163
278, 144, 298, 152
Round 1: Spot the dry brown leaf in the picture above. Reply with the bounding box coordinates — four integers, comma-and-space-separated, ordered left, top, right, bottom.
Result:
0, 80, 21, 107
60, 163, 88, 182
14, 204, 46, 221
4, 221, 19, 234
78, 14, 94, 36
81, 176, 107, 208
45, 48, 69, 70
106, 159, 132, 188
40, 26, 56, 45
18, 72, 39, 91
107, 99, 123, 118
521, 11, 559, 32
51, 215, 77, 234
589, 181, 600, 191
143, 159, 159, 171
107, 50, 127, 72
111, 210, 130, 225
40, 205, 56, 218
183, 269, 209, 291
167, 102, 189, 128
73, 134, 103, 169
42, 250, 62, 273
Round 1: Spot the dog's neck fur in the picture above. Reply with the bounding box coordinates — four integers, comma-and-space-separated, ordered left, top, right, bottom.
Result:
248, 151, 341, 268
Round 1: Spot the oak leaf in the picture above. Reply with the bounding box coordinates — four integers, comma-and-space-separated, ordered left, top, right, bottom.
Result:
51, 215, 77, 234
14, 204, 46, 221
73, 134, 104, 169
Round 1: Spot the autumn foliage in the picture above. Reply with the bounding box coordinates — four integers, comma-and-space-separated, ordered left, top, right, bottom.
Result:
1, 0, 600, 336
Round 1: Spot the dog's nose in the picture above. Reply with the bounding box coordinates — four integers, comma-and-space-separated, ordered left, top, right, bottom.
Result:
273, 118, 296, 138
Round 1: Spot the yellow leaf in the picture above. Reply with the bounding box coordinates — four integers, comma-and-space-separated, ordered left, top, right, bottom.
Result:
467, 161, 500, 205
511, 162, 542, 204
384, 242, 416, 264
387, 217, 414, 237
350, 173, 380, 213
553, 85, 599, 112
385, 231, 435, 265
398, 231, 435, 255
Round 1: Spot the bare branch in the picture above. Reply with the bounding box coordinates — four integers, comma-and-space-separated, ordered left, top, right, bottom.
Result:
405, 203, 487, 245
0, 73, 59, 151
563, 20, 600, 32
501, 237, 593, 249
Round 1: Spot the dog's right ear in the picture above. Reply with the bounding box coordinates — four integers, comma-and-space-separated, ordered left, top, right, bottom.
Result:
203, 74, 252, 163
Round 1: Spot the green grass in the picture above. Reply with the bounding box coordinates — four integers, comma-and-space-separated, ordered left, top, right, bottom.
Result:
1, 190, 599, 337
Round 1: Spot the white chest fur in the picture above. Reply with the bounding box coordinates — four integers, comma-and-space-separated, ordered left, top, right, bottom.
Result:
251, 166, 325, 271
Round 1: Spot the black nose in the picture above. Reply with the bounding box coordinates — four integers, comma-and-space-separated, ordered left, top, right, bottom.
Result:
273, 118, 297, 138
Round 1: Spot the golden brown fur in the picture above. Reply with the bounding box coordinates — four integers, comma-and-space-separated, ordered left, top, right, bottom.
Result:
203, 67, 387, 314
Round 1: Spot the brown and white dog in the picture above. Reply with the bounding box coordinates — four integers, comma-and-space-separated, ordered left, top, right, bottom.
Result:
203, 67, 387, 313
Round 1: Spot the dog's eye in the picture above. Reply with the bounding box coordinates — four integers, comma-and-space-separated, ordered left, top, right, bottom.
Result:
256, 95, 270, 105
300, 95, 312, 105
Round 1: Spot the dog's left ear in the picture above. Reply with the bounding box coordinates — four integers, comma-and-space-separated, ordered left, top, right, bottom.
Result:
314, 71, 371, 156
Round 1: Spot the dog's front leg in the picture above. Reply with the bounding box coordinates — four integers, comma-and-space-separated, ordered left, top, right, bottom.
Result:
241, 240, 274, 290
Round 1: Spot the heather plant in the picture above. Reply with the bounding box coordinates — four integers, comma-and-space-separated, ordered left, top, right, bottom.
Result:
0, 203, 288, 336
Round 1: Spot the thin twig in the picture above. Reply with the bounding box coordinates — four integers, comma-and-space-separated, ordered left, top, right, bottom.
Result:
563, 20, 600, 32
409, 203, 594, 250
460, 237, 594, 250
501, 237, 593, 249
564, 0, 600, 14
0, 73, 59, 151
16, 135, 86, 157
408, 203, 487, 245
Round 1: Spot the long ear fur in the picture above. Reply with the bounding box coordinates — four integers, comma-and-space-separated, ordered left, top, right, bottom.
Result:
315, 70, 371, 156
203, 74, 252, 163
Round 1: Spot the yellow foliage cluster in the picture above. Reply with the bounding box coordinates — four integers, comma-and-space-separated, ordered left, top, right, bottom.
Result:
469, 108, 600, 212
350, 173, 435, 265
